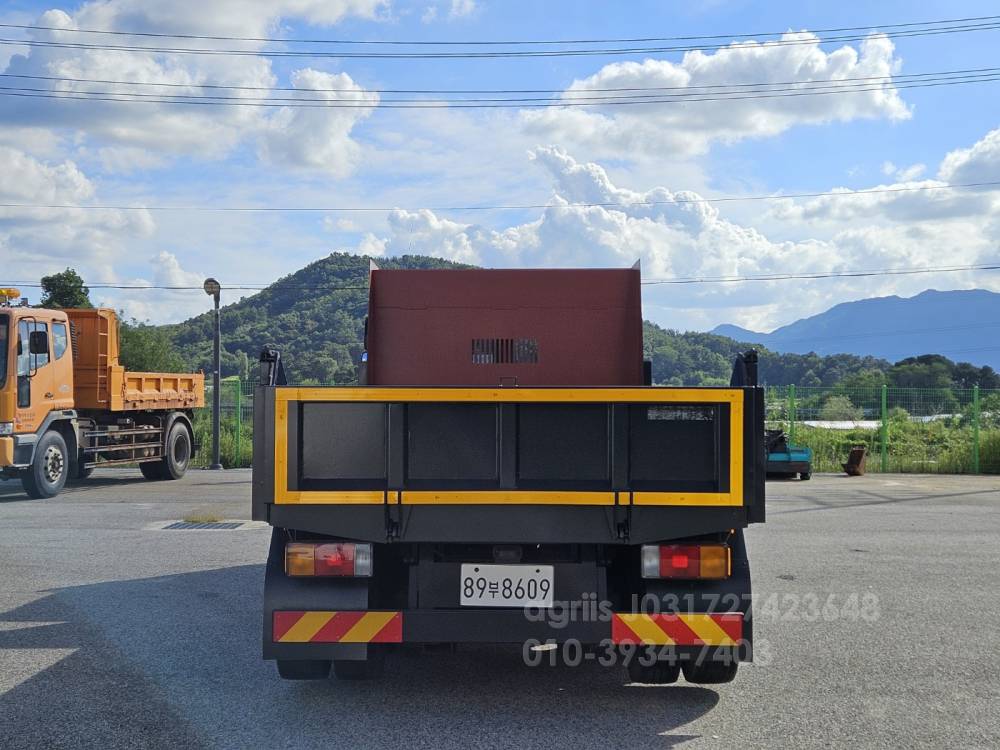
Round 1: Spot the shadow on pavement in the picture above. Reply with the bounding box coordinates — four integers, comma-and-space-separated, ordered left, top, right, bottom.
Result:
1, 564, 721, 749
0, 474, 153, 502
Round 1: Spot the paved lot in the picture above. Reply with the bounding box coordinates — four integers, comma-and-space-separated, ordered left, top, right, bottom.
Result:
0, 470, 998, 749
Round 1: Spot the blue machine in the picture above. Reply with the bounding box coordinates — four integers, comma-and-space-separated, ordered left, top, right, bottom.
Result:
766, 429, 812, 480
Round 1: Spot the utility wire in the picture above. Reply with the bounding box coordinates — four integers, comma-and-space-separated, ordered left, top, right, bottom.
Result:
641, 263, 1000, 285
1, 20, 998, 59
2, 68, 996, 104
715, 320, 1000, 347
4, 263, 997, 292
3, 74, 999, 108
4, 65, 997, 95
1, 181, 997, 214
1, 14, 997, 45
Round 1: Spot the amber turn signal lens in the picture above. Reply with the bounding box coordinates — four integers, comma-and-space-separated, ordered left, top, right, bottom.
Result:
285, 543, 316, 576
697, 545, 730, 579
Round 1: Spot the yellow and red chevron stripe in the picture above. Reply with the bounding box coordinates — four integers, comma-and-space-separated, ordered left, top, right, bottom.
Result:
273, 611, 402, 643
612, 613, 742, 646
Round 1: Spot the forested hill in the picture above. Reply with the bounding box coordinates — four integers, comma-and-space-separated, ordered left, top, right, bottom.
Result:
162, 251, 892, 386
163, 253, 470, 384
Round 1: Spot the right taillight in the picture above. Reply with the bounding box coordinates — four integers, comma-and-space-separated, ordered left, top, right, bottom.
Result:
640, 543, 730, 579
285, 542, 373, 577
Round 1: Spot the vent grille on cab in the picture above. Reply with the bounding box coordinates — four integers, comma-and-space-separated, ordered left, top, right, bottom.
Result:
472, 338, 538, 364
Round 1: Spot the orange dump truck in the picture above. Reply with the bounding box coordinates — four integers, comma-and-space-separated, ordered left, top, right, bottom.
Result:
0, 290, 204, 498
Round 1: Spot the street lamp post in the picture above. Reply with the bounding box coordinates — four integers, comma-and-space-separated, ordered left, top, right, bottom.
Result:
203, 278, 223, 470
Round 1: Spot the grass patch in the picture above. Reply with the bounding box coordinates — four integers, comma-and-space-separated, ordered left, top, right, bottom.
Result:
182, 512, 225, 524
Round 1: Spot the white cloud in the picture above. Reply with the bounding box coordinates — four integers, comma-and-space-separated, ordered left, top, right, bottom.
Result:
881, 160, 925, 181
257, 68, 378, 175
1, 2, 385, 168
110, 251, 207, 322
0, 145, 155, 294
769, 126, 1000, 224
939, 126, 1000, 184
354, 146, 998, 332
357, 232, 387, 256
522, 32, 910, 158
449, 0, 476, 19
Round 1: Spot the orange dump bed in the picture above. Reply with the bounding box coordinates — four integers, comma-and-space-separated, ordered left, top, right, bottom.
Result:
65, 308, 204, 412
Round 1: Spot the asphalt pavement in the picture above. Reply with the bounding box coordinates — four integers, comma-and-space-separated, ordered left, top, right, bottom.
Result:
1, 469, 998, 749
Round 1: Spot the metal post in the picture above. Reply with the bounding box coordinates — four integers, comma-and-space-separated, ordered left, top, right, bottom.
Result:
973, 385, 980, 474
880, 384, 888, 473
204, 278, 223, 470
234, 377, 243, 468
788, 384, 796, 445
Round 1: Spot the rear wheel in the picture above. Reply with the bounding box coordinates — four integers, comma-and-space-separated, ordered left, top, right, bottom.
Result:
800, 472, 811, 481
139, 422, 191, 482
333, 654, 384, 680
682, 659, 739, 684
22, 430, 68, 499
161, 422, 191, 480
626, 659, 681, 685
276, 659, 331, 680
139, 461, 164, 480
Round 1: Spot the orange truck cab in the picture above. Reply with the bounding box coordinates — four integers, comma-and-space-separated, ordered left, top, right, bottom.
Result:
0, 288, 205, 498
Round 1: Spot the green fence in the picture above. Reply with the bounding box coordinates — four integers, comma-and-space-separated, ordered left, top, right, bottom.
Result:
196, 379, 1000, 474
767, 385, 1000, 474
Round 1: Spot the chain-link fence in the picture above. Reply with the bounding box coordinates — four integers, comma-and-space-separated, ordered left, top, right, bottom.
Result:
197, 379, 1000, 474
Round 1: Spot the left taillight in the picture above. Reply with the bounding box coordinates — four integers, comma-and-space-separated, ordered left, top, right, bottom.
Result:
285, 542, 373, 577
640, 543, 730, 580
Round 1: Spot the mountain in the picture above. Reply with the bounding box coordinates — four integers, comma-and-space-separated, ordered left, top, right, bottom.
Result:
161, 252, 895, 387
711, 289, 1000, 370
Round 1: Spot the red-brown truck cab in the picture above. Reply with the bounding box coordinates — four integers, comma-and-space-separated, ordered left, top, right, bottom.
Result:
253, 267, 765, 682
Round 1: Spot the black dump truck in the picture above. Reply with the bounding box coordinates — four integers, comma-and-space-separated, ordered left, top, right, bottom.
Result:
252, 266, 765, 683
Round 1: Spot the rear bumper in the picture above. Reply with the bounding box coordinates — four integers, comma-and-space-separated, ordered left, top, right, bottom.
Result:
273, 609, 743, 646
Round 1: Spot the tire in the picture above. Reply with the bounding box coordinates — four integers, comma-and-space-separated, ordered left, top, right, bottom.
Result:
161, 421, 192, 480
800, 472, 811, 481
140, 422, 191, 482
682, 659, 739, 684
139, 461, 165, 480
626, 659, 681, 685
22, 430, 69, 499
276, 659, 331, 680
333, 655, 384, 680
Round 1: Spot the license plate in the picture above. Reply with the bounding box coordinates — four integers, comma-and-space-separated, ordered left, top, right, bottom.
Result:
460, 564, 554, 608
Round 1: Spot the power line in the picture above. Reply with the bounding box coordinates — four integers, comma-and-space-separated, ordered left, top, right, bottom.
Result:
1, 13, 997, 46
1, 180, 997, 214
5, 65, 997, 95
721, 320, 1000, 347
3, 68, 997, 105
0, 66, 981, 95
3, 281, 370, 292
641, 263, 1000, 285
4, 263, 997, 292
4, 74, 999, 109
2, 20, 998, 59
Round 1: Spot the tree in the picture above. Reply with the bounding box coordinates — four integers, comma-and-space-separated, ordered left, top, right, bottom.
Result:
39, 268, 92, 309
819, 395, 864, 421
118, 317, 186, 372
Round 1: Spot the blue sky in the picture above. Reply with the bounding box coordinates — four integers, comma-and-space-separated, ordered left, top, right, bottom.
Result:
0, 0, 998, 341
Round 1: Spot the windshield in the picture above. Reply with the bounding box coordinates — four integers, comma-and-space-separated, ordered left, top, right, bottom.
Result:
0, 314, 7, 389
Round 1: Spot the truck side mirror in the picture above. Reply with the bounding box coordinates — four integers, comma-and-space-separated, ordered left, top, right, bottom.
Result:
29, 330, 48, 355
